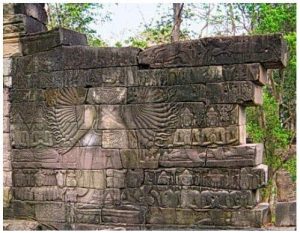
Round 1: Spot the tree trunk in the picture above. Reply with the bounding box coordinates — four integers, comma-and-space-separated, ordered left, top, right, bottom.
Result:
171, 3, 184, 42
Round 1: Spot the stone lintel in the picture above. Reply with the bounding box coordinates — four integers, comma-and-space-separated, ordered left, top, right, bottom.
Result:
138, 34, 288, 69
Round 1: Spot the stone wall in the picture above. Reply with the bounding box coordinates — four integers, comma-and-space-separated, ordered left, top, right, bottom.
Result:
275, 169, 296, 227
3, 3, 47, 217
4, 3, 289, 230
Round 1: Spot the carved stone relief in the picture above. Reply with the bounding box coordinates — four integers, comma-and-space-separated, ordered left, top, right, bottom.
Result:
8, 29, 283, 229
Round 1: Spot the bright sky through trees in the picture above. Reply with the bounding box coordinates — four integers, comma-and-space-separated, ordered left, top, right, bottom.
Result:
91, 3, 200, 46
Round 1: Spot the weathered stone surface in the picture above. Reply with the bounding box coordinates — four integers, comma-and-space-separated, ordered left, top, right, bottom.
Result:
13, 46, 140, 74
127, 85, 206, 103
275, 201, 296, 226
12, 200, 35, 218
122, 185, 256, 209
4, 101, 10, 117
146, 203, 270, 227
4, 76, 12, 88
21, 28, 88, 55
131, 63, 267, 87
4, 3, 47, 23
102, 207, 144, 224
138, 34, 287, 69
3, 37, 22, 57
106, 169, 126, 188
206, 144, 263, 167
75, 209, 101, 224
126, 169, 144, 188
3, 58, 12, 76
4, 116, 10, 133
3, 219, 42, 230
207, 81, 263, 106
13, 186, 64, 201
11, 148, 60, 169
144, 165, 267, 190
12, 67, 136, 89
10, 89, 45, 102
76, 170, 106, 189
4, 88, 10, 102
4, 171, 13, 187
3, 187, 13, 208
120, 149, 160, 169
276, 169, 296, 202
35, 202, 66, 222
7, 19, 278, 229
102, 130, 130, 148
159, 149, 206, 167
87, 87, 126, 104
3, 14, 47, 35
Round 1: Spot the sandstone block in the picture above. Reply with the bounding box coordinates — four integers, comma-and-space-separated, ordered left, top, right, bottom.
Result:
276, 169, 296, 202
87, 87, 126, 104
3, 220, 42, 231
4, 3, 47, 23
3, 37, 22, 57
3, 187, 12, 208
144, 165, 267, 190
3, 76, 12, 88
127, 85, 206, 103
126, 169, 144, 187
206, 143, 263, 168
138, 34, 287, 69
12, 67, 136, 89
98, 105, 126, 129
21, 28, 88, 55
146, 204, 270, 227
3, 58, 12, 76
35, 202, 66, 222
4, 171, 13, 187
106, 169, 126, 188
12, 148, 60, 169
207, 81, 263, 106
132, 63, 267, 87
76, 170, 106, 189
4, 116, 10, 133
4, 101, 10, 117
63, 46, 140, 69
120, 149, 159, 169
12, 200, 35, 218
275, 201, 296, 226
223, 63, 268, 85
102, 207, 144, 224
102, 130, 130, 148
75, 209, 101, 224
4, 88, 10, 101
4, 14, 46, 35
159, 148, 206, 167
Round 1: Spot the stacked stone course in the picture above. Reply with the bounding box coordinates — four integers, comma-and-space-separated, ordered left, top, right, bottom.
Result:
4, 3, 289, 230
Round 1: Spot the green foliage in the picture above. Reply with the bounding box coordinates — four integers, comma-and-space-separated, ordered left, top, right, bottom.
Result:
47, 3, 111, 47
248, 3, 296, 133
283, 157, 296, 182
247, 90, 291, 171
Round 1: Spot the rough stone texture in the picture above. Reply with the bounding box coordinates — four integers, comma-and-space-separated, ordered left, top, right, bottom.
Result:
3, 14, 47, 35
275, 201, 296, 227
138, 34, 287, 69
21, 28, 88, 55
276, 169, 296, 202
4, 3, 47, 23
3, 219, 42, 230
5, 5, 289, 229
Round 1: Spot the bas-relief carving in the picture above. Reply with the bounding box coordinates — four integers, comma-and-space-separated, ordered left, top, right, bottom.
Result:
9, 32, 276, 229
120, 185, 256, 209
